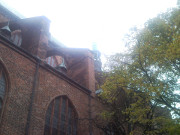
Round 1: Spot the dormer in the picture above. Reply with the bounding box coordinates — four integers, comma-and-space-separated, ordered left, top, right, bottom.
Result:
1, 16, 51, 59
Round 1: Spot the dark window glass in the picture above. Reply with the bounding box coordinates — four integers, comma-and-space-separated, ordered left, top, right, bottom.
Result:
73, 118, 77, 135
44, 102, 53, 135
0, 66, 6, 118
0, 98, 2, 113
67, 106, 72, 135
60, 97, 66, 134
0, 73, 5, 99
52, 98, 60, 135
44, 96, 77, 135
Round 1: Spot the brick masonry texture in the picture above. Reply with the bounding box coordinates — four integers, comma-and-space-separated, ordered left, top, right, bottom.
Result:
0, 6, 102, 135
0, 42, 36, 135
0, 41, 92, 135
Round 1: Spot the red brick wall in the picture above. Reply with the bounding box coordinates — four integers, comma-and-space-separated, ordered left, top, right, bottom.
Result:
0, 41, 93, 135
0, 13, 101, 134
29, 66, 91, 135
0, 42, 36, 135
65, 48, 95, 94
86, 51, 96, 96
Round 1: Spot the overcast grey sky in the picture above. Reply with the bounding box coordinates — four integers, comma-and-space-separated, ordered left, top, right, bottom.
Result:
0, 0, 177, 56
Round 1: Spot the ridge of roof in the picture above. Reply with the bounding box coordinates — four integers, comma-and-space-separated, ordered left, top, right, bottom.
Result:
0, 3, 67, 48
0, 3, 22, 20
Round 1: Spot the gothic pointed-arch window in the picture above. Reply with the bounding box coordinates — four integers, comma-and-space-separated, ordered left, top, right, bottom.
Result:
0, 65, 6, 115
44, 96, 78, 135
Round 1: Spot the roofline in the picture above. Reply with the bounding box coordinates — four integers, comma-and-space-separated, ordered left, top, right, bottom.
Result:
49, 36, 66, 48
0, 3, 67, 49
0, 34, 92, 95
0, 3, 21, 20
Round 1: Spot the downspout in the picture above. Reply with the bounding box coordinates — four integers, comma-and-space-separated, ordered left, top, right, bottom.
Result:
25, 58, 40, 135
88, 95, 92, 135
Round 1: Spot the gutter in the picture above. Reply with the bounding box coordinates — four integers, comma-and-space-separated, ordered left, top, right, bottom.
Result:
88, 95, 92, 135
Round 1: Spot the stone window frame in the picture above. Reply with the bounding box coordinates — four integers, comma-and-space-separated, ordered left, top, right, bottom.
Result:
44, 96, 78, 135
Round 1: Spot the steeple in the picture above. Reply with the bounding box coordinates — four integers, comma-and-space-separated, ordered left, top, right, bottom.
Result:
92, 43, 102, 71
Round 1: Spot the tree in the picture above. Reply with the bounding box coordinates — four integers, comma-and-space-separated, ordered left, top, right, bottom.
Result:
96, 7, 180, 135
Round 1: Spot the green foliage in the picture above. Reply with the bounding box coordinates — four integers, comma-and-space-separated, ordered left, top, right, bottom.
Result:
98, 8, 180, 135
168, 119, 180, 135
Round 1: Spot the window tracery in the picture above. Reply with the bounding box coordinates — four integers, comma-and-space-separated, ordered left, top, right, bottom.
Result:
44, 96, 77, 135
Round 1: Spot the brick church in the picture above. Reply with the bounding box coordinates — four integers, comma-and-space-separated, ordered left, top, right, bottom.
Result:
0, 4, 103, 135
